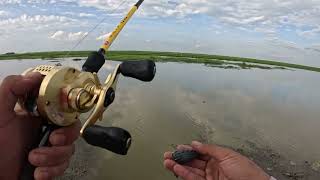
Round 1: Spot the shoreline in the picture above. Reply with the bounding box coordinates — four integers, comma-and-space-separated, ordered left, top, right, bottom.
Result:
1, 51, 320, 72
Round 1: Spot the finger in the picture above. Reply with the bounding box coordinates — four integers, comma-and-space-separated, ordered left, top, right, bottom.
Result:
34, 160, 70, 180
164, 159, 206, 177
191, 141, 236, 162
49, 120, 81, 146
165, 151, 207, 170
29, 144, 75, 167
165, 145, 194, 160
164, 151, 172, 159
184, 166, 205, 177
173, 164, 205, 180
177, 144, 193, 151
0, 73, 42, 113
184, 159, 207, 170
164, 159, 176, 171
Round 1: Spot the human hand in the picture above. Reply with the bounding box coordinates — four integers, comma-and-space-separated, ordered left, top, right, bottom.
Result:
164, 141, 270, 180
0, 73, 81, 180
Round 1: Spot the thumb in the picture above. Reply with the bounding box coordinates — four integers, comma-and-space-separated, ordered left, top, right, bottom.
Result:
0, 73, 42, 116
191, 141, 236, 162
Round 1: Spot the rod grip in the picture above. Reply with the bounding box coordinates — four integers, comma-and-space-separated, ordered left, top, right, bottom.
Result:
135, 0, 144, 8
82, 50, 106, 73
119, 60, 156, 82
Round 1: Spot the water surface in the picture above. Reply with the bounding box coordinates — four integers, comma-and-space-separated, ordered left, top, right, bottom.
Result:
0, 59, 320, 179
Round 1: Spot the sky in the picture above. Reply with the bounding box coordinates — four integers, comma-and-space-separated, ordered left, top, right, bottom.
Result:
0, 0, 320, 66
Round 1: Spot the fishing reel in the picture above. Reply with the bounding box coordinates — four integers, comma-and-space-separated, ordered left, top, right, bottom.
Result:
22, 51, 156, 155
19, 0, 149, 179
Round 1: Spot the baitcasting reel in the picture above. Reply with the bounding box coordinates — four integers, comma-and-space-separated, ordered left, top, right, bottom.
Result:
22, 52, 156, 154
20, 51, 156, 180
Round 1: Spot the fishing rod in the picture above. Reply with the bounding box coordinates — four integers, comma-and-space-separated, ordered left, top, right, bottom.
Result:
83, 0, 145, 73
20, 0, 156, 179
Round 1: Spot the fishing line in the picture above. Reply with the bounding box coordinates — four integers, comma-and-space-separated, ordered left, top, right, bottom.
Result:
63, 0, 129, 60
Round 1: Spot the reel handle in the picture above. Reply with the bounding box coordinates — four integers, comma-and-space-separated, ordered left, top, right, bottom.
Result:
20, 124, 60, 180
82, 125, 132, 155
82, 50, 106, 73
119, 60, 156, 82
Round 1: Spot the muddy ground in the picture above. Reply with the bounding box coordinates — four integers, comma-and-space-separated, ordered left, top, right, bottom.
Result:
58, 138, 320, 180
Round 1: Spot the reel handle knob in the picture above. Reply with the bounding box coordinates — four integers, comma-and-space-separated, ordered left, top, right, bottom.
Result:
82, 125, 132, 155
82, 50, 106, 73
119, 60, 156, 82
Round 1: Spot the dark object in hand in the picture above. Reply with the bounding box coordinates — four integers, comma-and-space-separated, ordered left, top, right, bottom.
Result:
172, 150, 200, 164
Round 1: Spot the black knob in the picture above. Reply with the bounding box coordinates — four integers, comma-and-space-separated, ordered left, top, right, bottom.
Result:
82, 125, 132, 155
82, 50, 106, 73
119, 60, 156, 82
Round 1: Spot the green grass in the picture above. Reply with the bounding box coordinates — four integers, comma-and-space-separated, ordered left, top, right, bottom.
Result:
0, 50, 319, 72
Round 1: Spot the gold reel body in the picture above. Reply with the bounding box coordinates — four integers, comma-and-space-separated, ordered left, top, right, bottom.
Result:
22, 65, 115, 128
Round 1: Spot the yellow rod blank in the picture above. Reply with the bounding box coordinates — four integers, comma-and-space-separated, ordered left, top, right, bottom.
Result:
100, 6, 138, 52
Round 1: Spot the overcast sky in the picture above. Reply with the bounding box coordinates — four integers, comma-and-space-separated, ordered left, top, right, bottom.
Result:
0, 0, 319, 66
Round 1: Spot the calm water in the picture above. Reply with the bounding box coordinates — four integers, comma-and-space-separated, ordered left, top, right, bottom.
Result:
0, 59, 320, 179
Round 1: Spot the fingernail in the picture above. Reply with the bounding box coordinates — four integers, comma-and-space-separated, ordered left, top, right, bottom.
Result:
191, 141, 202, 146
51, 134, 66, 145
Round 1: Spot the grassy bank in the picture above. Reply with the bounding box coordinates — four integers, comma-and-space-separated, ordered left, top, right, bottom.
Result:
1, 51, 319, 72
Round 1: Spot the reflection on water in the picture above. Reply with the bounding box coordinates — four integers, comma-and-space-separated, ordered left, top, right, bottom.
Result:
1, 59, 320, 179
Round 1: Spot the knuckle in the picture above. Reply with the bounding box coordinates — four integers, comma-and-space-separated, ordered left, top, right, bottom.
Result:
2, 75, 21, 84
58, 145, 74, 158
51, 167, 62, 177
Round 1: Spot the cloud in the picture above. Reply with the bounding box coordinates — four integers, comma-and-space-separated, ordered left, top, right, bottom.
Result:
0, 0, 21, 4
72, 0, 320, 36
3, 0, 320, 37
79, 13, 95, 17
298, 27, 320, 37
96, 32, 111, 40
0, 11, 9, 17
265, 37, 302, 51
50, 30, 88, 41
305, 44, 320, 53
0, 0, 319, 66
221, 16, 265, 25
62, 12, 74, 16
0, 14, 75, 28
